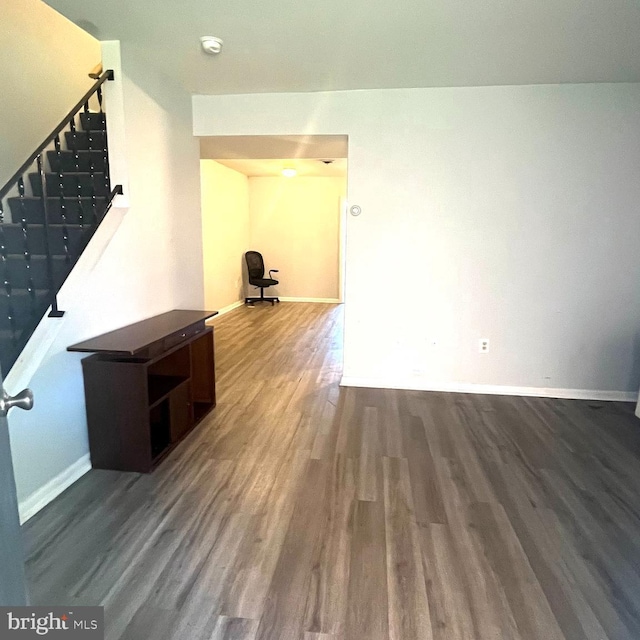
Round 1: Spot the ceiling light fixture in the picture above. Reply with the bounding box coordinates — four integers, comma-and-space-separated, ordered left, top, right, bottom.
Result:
281, 168, 297, 178
200, 36, 223, 55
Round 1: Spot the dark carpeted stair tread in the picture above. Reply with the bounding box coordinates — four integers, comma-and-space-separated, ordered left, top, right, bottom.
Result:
0, 288, 52, 310
2, 223, 85, 230
8, 196, 108, 224
80, 112, 107, 131
0, 329, 20, 351
0, 289, 52, 330
29, 172, 110, 197
0, 329, 21, 374
0, 329, 21, 346
0, 328, 21, 349
3, 254, 72, 290
65, 130, 106, 151
47, 150, 106, 173
7, 253, 71, 263
0, 288, 52, 301
1, 223, 90, 256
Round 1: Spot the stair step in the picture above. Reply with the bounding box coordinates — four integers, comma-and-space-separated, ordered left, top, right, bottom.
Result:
65, 130, 106, 151
2, 254, 71, 290
0, 329, 21, 377
80, 112, 106, 131
0, 328, 20, 347
8, 197, 108, 224
47, 150, 106, 173
1, 224, 89, 256
29, 172, 109, 197
0, 289, 52, 330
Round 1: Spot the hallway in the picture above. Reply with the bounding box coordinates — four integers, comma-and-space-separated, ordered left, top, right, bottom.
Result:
23, 302, 640, 639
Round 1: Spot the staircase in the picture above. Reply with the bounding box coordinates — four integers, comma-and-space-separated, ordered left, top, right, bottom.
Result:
0, 70, 122, 376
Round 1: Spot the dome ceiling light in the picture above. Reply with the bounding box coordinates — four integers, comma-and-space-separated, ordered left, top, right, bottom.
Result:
201, 36, 223, 55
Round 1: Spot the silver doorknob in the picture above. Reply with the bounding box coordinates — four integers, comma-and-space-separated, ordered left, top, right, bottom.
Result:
0, 388, 34, 417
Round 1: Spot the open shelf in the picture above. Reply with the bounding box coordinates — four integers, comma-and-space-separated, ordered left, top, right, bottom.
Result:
150, 399, 171, 460
78, 317, 217, 473
148, 374, 189, 406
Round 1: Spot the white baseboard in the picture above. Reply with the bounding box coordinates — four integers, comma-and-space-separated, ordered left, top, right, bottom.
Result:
339, 377, 638, 402
213, 300, 244, 317
206, 298, 340, 321
278, 297, 341, 303
19, 454, 92, 525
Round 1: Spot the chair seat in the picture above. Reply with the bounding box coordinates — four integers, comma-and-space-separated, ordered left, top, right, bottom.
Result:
250, 278, 278, 287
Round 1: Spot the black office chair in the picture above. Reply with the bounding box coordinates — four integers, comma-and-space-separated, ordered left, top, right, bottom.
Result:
245, 251, 280, 305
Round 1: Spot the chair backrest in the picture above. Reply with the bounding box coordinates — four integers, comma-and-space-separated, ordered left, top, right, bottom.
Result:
245, 251, 265, 281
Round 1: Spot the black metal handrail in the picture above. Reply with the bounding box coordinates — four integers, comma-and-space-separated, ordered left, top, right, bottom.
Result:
0, 70, 114, 200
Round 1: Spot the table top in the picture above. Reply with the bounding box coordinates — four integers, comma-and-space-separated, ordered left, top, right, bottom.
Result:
67, 309, 218, 355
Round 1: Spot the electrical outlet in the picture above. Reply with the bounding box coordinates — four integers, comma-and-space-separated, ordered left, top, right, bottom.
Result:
479, 339, 490, 353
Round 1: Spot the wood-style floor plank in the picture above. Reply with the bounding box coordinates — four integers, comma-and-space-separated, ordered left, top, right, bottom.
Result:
382, 456, 432, 640
303, 455, 355, 636
356, 406, 380, 501
400, 409, 447, 525
221, 448, 309, 620
20, 302, 640, 640
420, 523, 475, 640
345, 500, 389, 640
209, 616, 259, 640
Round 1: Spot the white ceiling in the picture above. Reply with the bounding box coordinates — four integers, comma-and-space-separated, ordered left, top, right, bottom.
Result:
201, 135, 348, 177
47, 0, 640, 94
200, 135, 348, 160
213, 158, 347, 178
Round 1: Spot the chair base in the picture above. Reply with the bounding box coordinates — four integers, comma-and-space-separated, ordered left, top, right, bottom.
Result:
245, 287, 280, 306
245, 296, 279, 306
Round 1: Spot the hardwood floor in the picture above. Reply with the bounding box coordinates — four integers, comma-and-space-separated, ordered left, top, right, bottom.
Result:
22, 302, 640, 639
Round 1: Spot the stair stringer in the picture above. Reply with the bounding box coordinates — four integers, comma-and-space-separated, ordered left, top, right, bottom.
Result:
4, 205, 127, 394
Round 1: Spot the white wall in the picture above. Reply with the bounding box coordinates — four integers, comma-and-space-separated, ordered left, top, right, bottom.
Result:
249, 177, 344, 301
0, 0, 100, 187
9, 41, 204, 515
194, 84, 640, 397
201, 160, 250, 310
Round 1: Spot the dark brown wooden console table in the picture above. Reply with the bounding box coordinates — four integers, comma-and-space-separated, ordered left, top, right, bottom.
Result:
68, 309, 218, 473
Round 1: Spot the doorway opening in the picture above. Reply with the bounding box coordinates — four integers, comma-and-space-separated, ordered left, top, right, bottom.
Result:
198, 134, 348, 313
